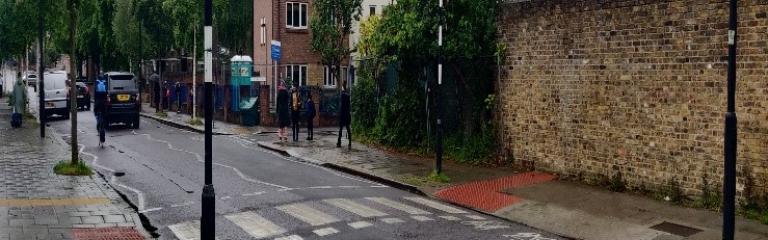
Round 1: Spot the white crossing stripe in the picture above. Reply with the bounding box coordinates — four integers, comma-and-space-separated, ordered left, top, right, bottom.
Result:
225, 211, 286, 239
404, 197, 468, 214
381, 218, 405, 224
465, 214, 486, 220
411, 215, 434, 222
348, 221, 373, 229
439, 215, 461, 221
168, 220, 204, 240
365, 197, 431, 215
324, 198, 388, 218
313, 227, 339, 236
277, 203, 339, 226
274, 235, 303, 240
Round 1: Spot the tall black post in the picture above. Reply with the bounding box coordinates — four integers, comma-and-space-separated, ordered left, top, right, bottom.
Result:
435, 0, 445, 175
38, 0, 45, 138
722, 0, 738, 239
200, 0, 215, 238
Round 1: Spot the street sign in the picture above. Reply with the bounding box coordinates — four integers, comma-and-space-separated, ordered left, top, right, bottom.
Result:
271, 40, 282, 61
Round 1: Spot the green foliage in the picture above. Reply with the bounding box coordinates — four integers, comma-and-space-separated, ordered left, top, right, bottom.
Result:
370, 81, 426, 148
54, 161, 93, 176
608, 171, 627, 193
187, 118, 202, 126
351, 74, 378, 136
311, 0, 363, 85
444, 125, 497, 165
155, 112, 168, 118
428, 171, 451, 183
694, 175, 722, 210
660, 177, 686, 205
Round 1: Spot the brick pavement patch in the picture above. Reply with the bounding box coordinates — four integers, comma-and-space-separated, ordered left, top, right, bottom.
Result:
434, 172, 556, 212
72, 227, 144, 240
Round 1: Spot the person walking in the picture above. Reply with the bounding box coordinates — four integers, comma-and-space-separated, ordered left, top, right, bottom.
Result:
10, 77, 27, 114
93, 76, 108, 146
290, 85, 302, 142
276, 81, 290, 142
337, 81, 351, 149
305, 95, 316, 141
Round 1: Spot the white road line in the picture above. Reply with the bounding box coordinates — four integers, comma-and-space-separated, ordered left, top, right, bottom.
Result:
168, 220, 201, 240
348, 221, 373, 229
380, 218, 405, 224
277, 203, 339, 226
225, 211, 286, 239
242, 191, 266, 197
324, 198, 388, 218
134, 131, 289, 190
226, 136, 383, 186
404, 197, 468, 214
366, 197, 431, 215
138, 207, 162, 213
465, 215, 486, 220
170, 201, 195, 208
274, 235, 303, 240
312, 227, 339, 237
439, 215, 461, 221
411, 215, 434, 222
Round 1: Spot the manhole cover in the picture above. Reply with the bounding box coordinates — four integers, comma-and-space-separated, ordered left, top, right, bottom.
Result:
650, 221, 702, 237
73, 227, 144, 240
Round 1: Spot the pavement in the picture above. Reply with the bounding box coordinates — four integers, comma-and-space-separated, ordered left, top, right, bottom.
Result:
34, 96, 565, 240
0, 96, 146, 240
139, 103, 261, 135
186, 118, 768, 239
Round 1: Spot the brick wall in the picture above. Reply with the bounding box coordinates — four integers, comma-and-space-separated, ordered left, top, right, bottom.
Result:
497, 0, 768, 197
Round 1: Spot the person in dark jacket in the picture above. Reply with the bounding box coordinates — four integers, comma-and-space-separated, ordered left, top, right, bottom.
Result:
290, 85, 302, 142
276, 81, 290, 141
337, 81, 351, 149
305, 96, 316, 140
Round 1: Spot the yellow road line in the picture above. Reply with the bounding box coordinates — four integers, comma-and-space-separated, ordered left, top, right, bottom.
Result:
0, 197, 111, 206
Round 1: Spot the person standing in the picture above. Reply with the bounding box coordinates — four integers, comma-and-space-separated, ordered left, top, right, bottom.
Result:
305, 95, 316, 140
337, 81, 351, 149
276, 81, 290, 141
290, 85, 302, 142
10, 77, 27, 115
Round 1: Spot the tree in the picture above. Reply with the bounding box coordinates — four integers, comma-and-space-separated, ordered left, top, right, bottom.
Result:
67, 0, 80, 165
310, 0, 363, 89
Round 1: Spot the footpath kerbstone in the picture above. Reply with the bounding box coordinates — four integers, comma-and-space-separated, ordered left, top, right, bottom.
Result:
0, 97, 147, 239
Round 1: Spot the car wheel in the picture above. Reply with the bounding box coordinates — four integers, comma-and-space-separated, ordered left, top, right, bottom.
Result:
62, 112, 70, 120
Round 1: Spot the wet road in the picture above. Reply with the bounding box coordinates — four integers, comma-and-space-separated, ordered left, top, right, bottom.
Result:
46, 107, 563, 240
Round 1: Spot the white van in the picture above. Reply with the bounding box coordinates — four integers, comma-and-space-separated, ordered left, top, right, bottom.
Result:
43, 71, 70, 120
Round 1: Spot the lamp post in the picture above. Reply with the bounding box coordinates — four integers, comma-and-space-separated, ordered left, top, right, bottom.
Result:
722, 0, 738, 239
38, 0, 45, 138
200, 0, 215, 239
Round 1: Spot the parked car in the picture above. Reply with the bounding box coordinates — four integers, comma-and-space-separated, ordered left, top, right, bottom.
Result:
104, 72, 140, 129
24, 72, 37, 87
76, 82, 90, 111
42, 71, 70, 120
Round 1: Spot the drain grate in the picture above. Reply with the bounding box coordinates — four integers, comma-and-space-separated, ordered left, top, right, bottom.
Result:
73, 227, 145, 240
650, 221, 702, 237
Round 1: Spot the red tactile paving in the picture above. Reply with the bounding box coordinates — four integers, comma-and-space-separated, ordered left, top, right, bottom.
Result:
434, 172, 556, 212
73, 227, 145, 240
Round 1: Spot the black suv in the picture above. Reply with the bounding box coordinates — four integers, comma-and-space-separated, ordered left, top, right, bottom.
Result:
104, 72, 140, 129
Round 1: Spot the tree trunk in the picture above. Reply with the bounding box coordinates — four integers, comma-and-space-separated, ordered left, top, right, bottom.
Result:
69, 0, 79, 165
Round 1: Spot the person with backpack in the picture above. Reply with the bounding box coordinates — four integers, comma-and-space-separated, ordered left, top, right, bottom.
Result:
305, 95, 316, 141
290, 85, 302, 142
94, 76, 108, 146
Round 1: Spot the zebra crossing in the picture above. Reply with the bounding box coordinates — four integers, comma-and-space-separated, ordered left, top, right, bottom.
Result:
167, 196, 496, 240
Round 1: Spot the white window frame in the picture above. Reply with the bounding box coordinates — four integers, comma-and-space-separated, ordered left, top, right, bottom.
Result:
286, 2, 308, 29
286, 64, 308, 86
323, 66, 348, 88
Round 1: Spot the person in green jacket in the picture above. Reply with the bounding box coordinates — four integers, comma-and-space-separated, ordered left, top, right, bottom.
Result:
9, 78, 27, 115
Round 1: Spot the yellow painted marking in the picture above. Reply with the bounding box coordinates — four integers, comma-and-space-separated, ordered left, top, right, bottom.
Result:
0, 198, 110, 206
